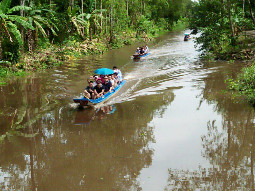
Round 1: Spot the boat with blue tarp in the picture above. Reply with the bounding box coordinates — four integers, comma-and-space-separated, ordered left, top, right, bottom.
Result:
184, 33, 190, 41
73, 80, 126, 106
133, 53, 150, 59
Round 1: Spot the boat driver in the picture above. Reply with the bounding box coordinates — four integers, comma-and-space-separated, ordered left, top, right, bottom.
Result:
94, 80, 105, 99
113, 66, 123, 83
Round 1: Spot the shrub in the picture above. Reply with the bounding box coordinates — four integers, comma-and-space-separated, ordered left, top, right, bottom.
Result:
228, 64, 255, 105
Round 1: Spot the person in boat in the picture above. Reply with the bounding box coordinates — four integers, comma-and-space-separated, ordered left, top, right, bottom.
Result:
108, 75, 116, 88
135, 48, 140, 55
94, 80, 105, 99
103, 76, 113, 94
93, 75, 103, 86
184, 34, 190, 41
111, 74, 117, 87
139, 47, 145, 55
113, 66, 123, 83
113, 72, 119, 84
144, 45, 149, 53
84, 81, 95, 99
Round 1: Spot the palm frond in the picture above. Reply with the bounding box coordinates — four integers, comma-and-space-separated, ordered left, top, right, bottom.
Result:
34, 20, 47, 37
77, 13, 90, 19
2, 22, 12, 42
7, 22, 22, 45
8, 15, 35, 30
71, 17, 82, 35
0, 13, 8, 19
7, 6, 32, 14
33, 15, 58, 36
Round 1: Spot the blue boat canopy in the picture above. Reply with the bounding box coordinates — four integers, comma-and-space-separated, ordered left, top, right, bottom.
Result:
94, 68, 114, 75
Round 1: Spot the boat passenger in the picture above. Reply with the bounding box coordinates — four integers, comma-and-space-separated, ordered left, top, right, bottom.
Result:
103, 76, 113, 93
100, 75, 105, 83
113, 66, 123, 83
144, 45, 149, 53
108, 75, 116, 88
135, 48, 140, 55
113, 72, 119, 84
94, 80, 105, 99
140, 47, 145, 55
84, 81, 95, 99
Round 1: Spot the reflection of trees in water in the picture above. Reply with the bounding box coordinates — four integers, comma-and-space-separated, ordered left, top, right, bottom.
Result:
0, 74, 175, 191
165, 64, 255, 191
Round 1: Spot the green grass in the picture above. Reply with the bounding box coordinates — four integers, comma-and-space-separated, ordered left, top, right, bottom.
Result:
0, 67, 28, 85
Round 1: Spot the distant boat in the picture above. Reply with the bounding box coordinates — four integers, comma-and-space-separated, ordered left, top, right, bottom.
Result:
133, 53, 151, 59
184, 34, 190, 41
73, 80, 126, 107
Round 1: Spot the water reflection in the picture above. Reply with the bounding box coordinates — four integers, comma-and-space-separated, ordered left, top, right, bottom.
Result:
0, 84, 176, 191
74, 105, 116, 125
164, 62, 255, 191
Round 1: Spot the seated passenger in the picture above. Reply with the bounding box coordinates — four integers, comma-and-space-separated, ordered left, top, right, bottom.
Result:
113, 73, 119, 85
100, 75, 105, 84
108, 75, 116, 88
84, 81, 95, 99
103, 76, 113, 93
140, 47, 145, 55
135, 48, 140, 55
94, 80, 105, 99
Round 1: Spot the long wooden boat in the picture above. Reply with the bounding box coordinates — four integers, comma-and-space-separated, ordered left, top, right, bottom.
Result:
133, 53, 150, 59
73, 80, 126, 106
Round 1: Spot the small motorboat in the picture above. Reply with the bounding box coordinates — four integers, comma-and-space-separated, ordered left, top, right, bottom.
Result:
133, 53, 150, 59
73, 80, 126, 106
184, 34, 190, 41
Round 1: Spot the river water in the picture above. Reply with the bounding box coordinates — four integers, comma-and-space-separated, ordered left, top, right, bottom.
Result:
1, 31, 255, 191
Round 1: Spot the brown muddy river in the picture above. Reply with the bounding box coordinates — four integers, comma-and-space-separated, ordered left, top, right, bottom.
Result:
1, 31, 255, 191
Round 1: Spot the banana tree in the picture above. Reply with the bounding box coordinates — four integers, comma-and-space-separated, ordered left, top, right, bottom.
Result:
24, 2, 58, 52
0, 0, 34, 60
67, 6, 90, 37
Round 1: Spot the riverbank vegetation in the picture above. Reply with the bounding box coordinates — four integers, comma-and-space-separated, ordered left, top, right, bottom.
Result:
190, 0, 255, 60
228, 63, 255, 105
0, 0, 193, 84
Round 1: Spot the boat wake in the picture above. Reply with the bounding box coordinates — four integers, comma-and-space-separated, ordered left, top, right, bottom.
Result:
103, 31, 201, 106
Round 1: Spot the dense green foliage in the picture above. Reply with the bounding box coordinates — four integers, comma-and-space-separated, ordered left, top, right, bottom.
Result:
228, 64, 255, 105
0, 0, 192, 64
190, 0, 255, 60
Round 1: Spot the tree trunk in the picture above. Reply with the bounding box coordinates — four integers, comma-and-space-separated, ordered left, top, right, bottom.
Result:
20, 0, 25, 53
100, 0, 102, 34
34, 28, 38, 50
226, 0, 235, 37
95, 0, 96, 10
126, 0, 129, 17
105, 14, 107, 34
89, 24, 92, 41
110, 4, 113, 42
81, 0, 84, 36
28, 29, 34, 53
248, 0, 255, 28
243, 0, 246, 17
0, 30, 2, 61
